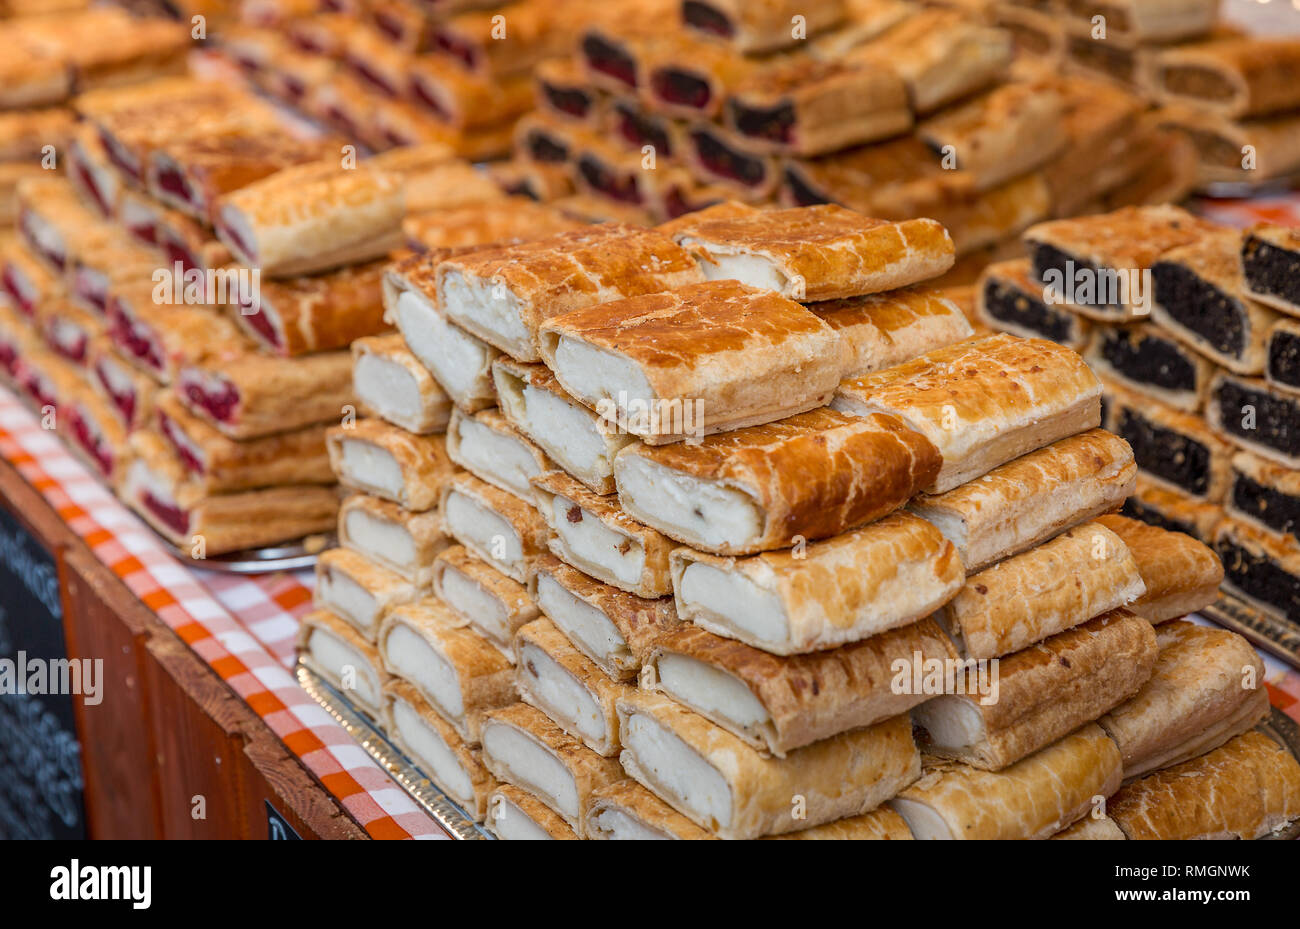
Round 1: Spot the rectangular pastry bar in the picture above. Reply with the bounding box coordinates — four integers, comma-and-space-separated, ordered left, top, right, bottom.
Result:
39, 299, 103, 369
682, 0, 846, 53
107, 288, 250, 384
1153, 36, 1300, 118
1086, 323, 1214, 412
1214, 515, 1300, 624
1096, 514, 1224, 622
1120, 474, 1224, 543
586, 781, 716, 840
684, 122, 782, 199
1208, 371, 1300, 469
315, 547, 420, 642
1267, 317, 1300, 396
326, 418, 456, 512
441, 472, 549, 584
446, 408, 553, 501
1227, 450, 1300, 542
1059, 0, 1217, 42
64, 382, 129, 486
976, 257, 1092, 350
88, 339, 157, 432
432, 546, 538, 651
338, 493, 448, 589
1242, 224, 1300, 317
298, 610, 388, 720
1, 234, 59, 320
485, 785, 578, 840
352, 333, 452, 435
810, 285, 974, 378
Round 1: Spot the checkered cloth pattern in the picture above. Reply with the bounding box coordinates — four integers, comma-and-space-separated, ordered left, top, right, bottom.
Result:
0, 387, 448, 839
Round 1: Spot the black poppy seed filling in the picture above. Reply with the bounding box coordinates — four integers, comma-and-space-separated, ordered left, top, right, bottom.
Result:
542, 83, 592, 119
981, 277, 1072, 343
1269, 328, 1300, 388
614, 104, 672, 157
653, 69, 712, 110
784, 167, 831, 206
1098, 328, 1197, 394
577, 155, 642, 204
1029, 243, 1118, 311
1116, 408, 1211, 496
1120, 497, 1200, 540
1150, 261, 1245, 357
1231, 472, 1300, 538
1214, 538, 1300, 623
728, 98, 796, 144
693, 129, 766, 186
581, 35, 637, 89
1215, 380, 1300, 457
683, 1, 735, 38
1242, 235, 1300, 309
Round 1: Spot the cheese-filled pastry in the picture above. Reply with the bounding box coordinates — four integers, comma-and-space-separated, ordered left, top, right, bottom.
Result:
1227, 450, 1300, 541
1086, 324, 1214, 413
914, 610, 1157, 771
1242, 224, 1300, 318
38, 299, 103, 369
107, 288, 250, 385
378, 598, 516, 743
529, 555, 681, 682
435, 223, 702, 362
811, 286, 974, 379
975, 258, 1092, 350
1106, 380, 1235, 502
1095, 515, 1224, 622
297, 609, 389, 720
1120, 474, 1224, 543
585, 780, 717, 839
681, 0, 847, 53
614, 408, 940, 555
833, 333, 1103, 493
432, 546, 538, 651
339, 493, 449, 588
479, 702, 626, 835
327, 419, 455, 512
441, 473, 549, 584
156, 394, 333, 494
1268, 317, 1300, 396
352, 333, 453, 435
1099, 620, 1268, 780
937, 521, 1145, 659
384, 680, 497, 822
670, 205, 955, 302
1151, 229, 1279, 376
215, 161, 405, 277
515, 618, 635, 757
1023, 204, 1219, 322
672, 512, 964, 655
1208, 372, 1300, 469
1060, 0, 1219, 43
63, 382, 129, 486
890, 724, 1122, 840
315, 547, 420, 642
401, 200, 579, 253
909, 429, 1136, 573
1050, 815, 1127, 840
617, 691, 918, 840
773, 806, 914, 840
847, 10, 1014, 114
1213, 515, 1300, 624
648, 618, 958, 757
539, 281, 842, 444
492, 358, 636, 494
485, 784, 580, 840
529, 472, 671, 597
1153, 37, 1300, 119
1108, 731, 1300, 839
446, 408, 554, 501
175, 351, 353, 440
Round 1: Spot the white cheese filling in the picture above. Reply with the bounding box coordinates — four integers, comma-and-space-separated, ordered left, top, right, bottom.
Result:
455, 417, 543, 499
518, 641, 605, 744
481, 723, 580, 819
910, 696, 986, 750
615, 454, 762, 550
440, 269, 530, 355
391, 696, 474, 808
307, 627, 381, 711
439, 566, 510, 643
623, 710, 731, 829
656, 653, 769, 730
535, 574, 629, 669
551, 336, 655, 410
687, 247, 792, 297
343, 509, 416, 575
888, 797, 953, 840
382, 623, 464, 719
395, 290, 494, 403
549, 495, 643, 587
354, 353, 422, 426
523, 383, 629, 484
444, 490, 524, 573
316, 566, 379, 634
678, 561, 789, 646
340, 440, 405, 500
590, 808, 673, 840
489, 795, 555, 840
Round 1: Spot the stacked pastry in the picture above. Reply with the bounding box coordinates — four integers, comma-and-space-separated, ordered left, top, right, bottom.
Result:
975, 203, 1300, 632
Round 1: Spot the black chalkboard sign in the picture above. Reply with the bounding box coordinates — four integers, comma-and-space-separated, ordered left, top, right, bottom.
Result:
0, 504, 86, 839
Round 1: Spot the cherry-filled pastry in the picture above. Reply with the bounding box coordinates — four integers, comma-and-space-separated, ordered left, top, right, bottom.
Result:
1, 235, 59, 320
66, 241, 160, 318
107, 286, 250, 384
16, 176, 116, 274
682, 0, 847, 53
38, 299, 103, 369
409, 56, 534, 130
63, 382, 128, 486
88, 337, 158, 432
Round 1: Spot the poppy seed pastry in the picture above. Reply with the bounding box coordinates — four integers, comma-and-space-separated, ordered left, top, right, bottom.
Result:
435, 223, 702, 363
1214, 515, 1300, 624
515, 618, 635, 757
1242, 224, 1300, 317
913, 610, 1157, 771
1151, 229, 1280, 376
539, 281, 843, 445
432, 546, 538, 651
671, 512, 964, 655
441, 473, 550, 584
585, 780, 717, 839
617, 691, 918, 839
1099, 621, 1269, 781
377, 598, 517, 743
1153, 37, 1300, 119
670, 205, 955, 302
491, 359, 633, 495
1208, 371, 1300, 469
351, 334, 453, 435
1085, 323, 1214, 413
647, 617, 957, 757
889, 724, 1123, 840
1266, 317, 1300, 397
1120, 474, 1224, 543
685, 122, 782, 198
326, 419, 457, 512
937, 521, 1145, 660
479, 703, 626, 835
315, 548, 420, 642
532, 471, 676, 599
834, 333, 1103, 493
1108, 731, 1300, 839
1155, 105, 1300, 185
297, 610, 389, 720
338, 494, 449, 589
1059, 0, 1217, 42
681, 0, 847, 53
909, 428, 1137, 573
976, 258, 1092, 350
613, 408, 941, 555
1095, 514, 1224, 622
446, 408, 554, 502
485, 785, 579, 840
529, 555, 681, 683
1227, 450, 1300, 542
810, 285, 975, 379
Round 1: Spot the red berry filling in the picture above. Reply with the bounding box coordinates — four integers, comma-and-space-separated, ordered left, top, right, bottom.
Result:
143, 491, 190, 536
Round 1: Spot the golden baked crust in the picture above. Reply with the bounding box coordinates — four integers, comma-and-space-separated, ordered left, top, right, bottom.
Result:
339, 493, 448, 588
1109, 731, 1300, 839
107, 289, 251, 385
834, 333, 1103, 492
892, 724, 1122, 840
1154, 36, 1300, 118
315, 547, 420, 642
327, 418, 456, 512
654, 199, 761, 237
539, 280, 842, 443
1125, 474, 1225, 542
432, 545, 538, 647
585, 780, 717, 839
650, 617, 957, 757
486, 784, 579, 840
672, 511, 964, 655
443, 472, 549, 583
297, 609, 388, 718
446, 407, 554, 499
976, 257, 1092, 350
617, 690, 918, 839
940, 521, 1146, 659
401, 199, 582, 252
811, 285, 975, 378
910, 428, 1136, 572
615, 407, 940, 554
0, 107, 77, 162
772, 807, 914, 840
1050, 814, 1127, 840
683, 0, 847, 53
233, 259, 389, 357
352, 333, 452, 435
1096, 514, 1224, 621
